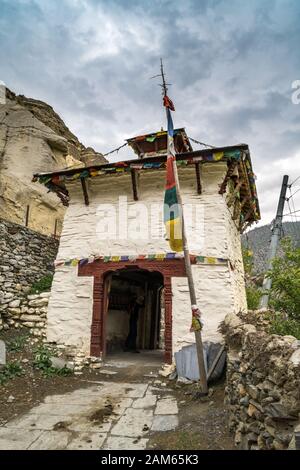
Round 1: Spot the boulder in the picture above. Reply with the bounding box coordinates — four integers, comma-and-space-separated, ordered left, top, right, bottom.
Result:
246, 384, 260, 400
28, 298, 49, 307
8, 299, 21, 308
20, 314, 41, 322
50, 356, 74, 370
223, 313, 242, 329
238, 383, 247, 397
4, 292, 13, 300
289, 349, 300, 367
27, 295, 40, 301
0, 340, 6, 365
265, 403, 298, 421
22, 322, 35, 328
241, 324, 257, 335
8, 308, 21, 315
39, 292, 51, 298
273, 439, 286, 450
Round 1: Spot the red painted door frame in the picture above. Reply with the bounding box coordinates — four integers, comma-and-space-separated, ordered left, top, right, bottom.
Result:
78, 259, 186, 364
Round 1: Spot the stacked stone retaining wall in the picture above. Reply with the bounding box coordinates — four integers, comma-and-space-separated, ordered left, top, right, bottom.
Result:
222, 311, 300, 450
0, 219, 58, 331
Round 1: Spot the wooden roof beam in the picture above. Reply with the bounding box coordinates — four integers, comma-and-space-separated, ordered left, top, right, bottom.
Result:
131, 169, 139, 201
81, 178, 89, 206
195, 162, 202, 195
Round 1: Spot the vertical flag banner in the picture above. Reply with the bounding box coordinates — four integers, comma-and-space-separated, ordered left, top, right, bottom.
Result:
163, 96, 183, 252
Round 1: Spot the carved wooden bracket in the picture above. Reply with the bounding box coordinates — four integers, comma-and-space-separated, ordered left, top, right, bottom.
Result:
219, 162, 238, 195
227, 180, 243, 208
239, 207, 253, 232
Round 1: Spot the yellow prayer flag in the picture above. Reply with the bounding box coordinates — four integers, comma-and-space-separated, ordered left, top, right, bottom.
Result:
213, 152, 224, 161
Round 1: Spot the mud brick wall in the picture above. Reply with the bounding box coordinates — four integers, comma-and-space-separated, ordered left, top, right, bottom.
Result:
222, 311, 300, 450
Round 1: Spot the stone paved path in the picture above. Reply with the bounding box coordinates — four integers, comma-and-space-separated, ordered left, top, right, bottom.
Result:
0, 354, 179, 450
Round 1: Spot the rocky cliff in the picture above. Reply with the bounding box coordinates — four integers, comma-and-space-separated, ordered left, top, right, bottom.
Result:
5, 89, 106, 166
0, 88, 107, 236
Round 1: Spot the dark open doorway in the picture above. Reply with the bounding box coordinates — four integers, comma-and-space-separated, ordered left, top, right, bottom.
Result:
104, 268, 164, 356
79, 257, 186, 363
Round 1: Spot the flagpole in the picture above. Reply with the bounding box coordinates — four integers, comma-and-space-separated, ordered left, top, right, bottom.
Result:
160, 60, 208, 394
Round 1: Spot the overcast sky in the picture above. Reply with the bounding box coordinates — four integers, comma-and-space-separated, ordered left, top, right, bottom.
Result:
1, 0, 300, 227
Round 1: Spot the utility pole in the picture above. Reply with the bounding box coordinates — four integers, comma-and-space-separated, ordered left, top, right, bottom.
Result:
159, 59, 208, 394
259, 175, 289, 308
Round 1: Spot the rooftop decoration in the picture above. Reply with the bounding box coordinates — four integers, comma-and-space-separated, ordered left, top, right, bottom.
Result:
33, 143, 260, 232
126, 128, 193, 158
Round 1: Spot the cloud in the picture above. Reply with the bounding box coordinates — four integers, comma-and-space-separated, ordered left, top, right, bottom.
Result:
0, 0, 300, 225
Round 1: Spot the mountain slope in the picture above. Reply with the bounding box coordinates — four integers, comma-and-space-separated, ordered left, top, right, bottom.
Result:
242, 222, 300, 273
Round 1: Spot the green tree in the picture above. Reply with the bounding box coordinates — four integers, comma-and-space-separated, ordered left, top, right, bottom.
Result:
242, 248, 254, 276
268, 238, 300, 320
242, 248, 262, 309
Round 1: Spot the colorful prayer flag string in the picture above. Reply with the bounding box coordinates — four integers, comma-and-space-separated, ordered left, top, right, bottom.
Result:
36, 149, 245, 186
54, 253, 229, 268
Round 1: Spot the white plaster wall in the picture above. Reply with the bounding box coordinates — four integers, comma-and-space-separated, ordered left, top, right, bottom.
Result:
47, 266, 93, 355
57, 164, 228, 259
48, 162, 247, 356
225, 204, 248, 313
172, 264, 233, 352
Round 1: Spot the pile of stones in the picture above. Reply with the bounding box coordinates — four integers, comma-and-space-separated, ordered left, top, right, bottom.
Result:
222, 312, 300, 450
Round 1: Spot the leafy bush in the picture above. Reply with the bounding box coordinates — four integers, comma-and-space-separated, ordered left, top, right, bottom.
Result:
269, 312, 300, 339
246, 286, 261, 310
33, 345, 73, 377
29, 274, 53, 294
32, 345, 52, 371
7, 334, 29, 352
268, 238, 300, 320
243, 248, 254, 276
0, 361, 24, 385
243, 248, 262, 309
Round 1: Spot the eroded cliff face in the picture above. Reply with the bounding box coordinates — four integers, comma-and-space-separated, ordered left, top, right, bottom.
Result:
0, 89, 107, 236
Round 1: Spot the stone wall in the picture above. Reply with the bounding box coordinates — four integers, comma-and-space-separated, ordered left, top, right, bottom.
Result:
1, 292, 49, 336
223, 311, 300, 450
0, 219, 58, 330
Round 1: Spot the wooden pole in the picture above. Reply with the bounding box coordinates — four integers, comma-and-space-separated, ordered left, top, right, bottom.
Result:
25, 205, 30, 227
160, 59, 208, 394
260, 175, 289, 308
54, 218, 57, 239
171, 158, 208, 394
